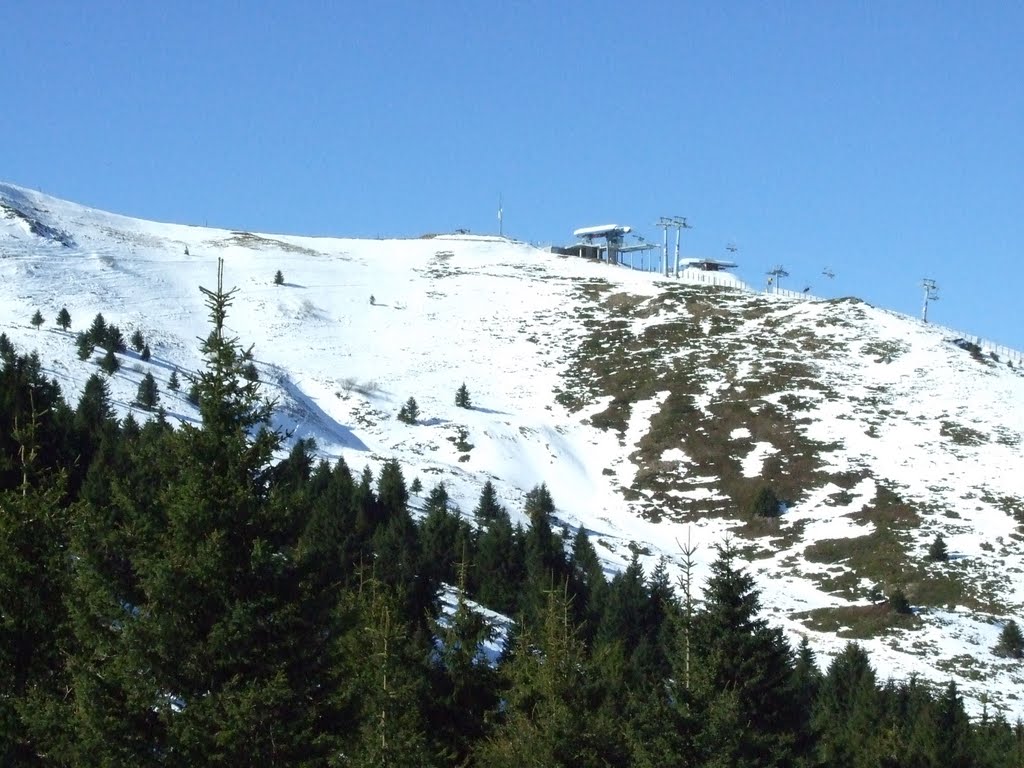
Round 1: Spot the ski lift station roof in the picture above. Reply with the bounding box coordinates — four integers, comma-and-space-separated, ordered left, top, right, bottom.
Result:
573, 224, 632, 239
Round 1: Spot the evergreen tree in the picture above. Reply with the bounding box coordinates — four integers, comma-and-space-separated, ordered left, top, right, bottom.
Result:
103, 324, 127, 353
30, 309, 45, 329
995, 619, 1024, 659
140, 344, 151, 362
69, 260, 338, 762
342, 578, 434, 767
751, 485, 782, 517
0, 422, 74, 763
474, 479, 504, 522
273, 269, 284, 285
99, 348, 119, 376
398, 396, 419, 424
0, 333, 14, 365
377, 458, 409, 521
814, 642, 879, 768
168, 370, 180, 391
888, 586, 912, 615
524, 483, 555, 527
135, 372, 159, 410
130, 329, 145, 353
455, 382, 472, 409
929, 534, 949, 562
689, 538, 799, 767
474, 510, 525, 616
935, 680, 973, 768
477, 586, 616, 767
409, 476, 422, 494
427, 561, 498, 764
75, 331, 93, 361
56, 306, 72, 331
87, 313, 107, 347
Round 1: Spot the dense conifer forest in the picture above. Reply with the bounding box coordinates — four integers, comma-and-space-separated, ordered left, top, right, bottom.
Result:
2, 273, 1024, 766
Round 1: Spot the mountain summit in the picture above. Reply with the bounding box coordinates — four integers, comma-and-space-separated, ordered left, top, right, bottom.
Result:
2, 181, 1023, 714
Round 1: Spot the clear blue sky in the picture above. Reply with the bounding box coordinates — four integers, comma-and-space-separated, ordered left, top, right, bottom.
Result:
3, 2, 1022, 348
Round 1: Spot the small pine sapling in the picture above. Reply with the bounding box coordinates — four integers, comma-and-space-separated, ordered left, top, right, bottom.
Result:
99, 348, 119, 376
56, 307, 72, 331
409, 477, 423, 494
31, 309, 45, 329
398, 396, 419, 424
76, 331, 94, 360
928, 534, 948, 562
455, 382, 472, 409
141, 344, 151, 362
750, 485, 781, 518
130, 329, 145, 353
274, 270, 284, 285
995, 619, 1024, 659
168, 370, 181, 391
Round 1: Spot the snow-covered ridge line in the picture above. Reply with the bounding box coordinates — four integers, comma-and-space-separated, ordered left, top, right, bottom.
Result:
2, 181, 1024, 717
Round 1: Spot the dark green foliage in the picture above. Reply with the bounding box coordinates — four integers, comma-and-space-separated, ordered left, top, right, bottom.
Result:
0, 333, 14, 365
98, 348, 119, 375
477, 586, 619, 767
168, 370, 180, 391
56, 306, 72, 331
130, 329, 144, 352
75, 331, 93, 360
929, 534, 949, 562
103, 324, 126, 353
140, 343, 151, 362
995, 619, 1024, 659
750, 484, 782, 517
455, 382, 471, 408
135, 372, 159, 410
398, 396, 419, 424
814, 642, 879, 767
689, 539, 800, 767
409, 476, 422, 494
30, 309, 44, 329
474, 509, 525, 616
428, 581, 498, 764
87, 313, 107, 346
474, 479, 504, 522
241, 360, 258, 382
273, 269, 284, 285
187, 381, 199, 405
524, 482, 555, 526
889, 587, 912, 615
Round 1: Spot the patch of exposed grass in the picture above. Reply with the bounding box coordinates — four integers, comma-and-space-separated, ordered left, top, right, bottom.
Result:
792, 603, 921, 638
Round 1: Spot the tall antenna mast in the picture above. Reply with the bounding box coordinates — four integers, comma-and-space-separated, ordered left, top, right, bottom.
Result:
921, 278, 939, 322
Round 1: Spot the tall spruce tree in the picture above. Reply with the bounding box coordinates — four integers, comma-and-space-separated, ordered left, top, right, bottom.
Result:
689, 538, 800, 768
135, 372, 159, 410
813, 642, 879, 768
69, 260, 338, 763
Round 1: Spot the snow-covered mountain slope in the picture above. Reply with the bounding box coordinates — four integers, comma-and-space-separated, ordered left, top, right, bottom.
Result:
3, 181, 1023, 715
